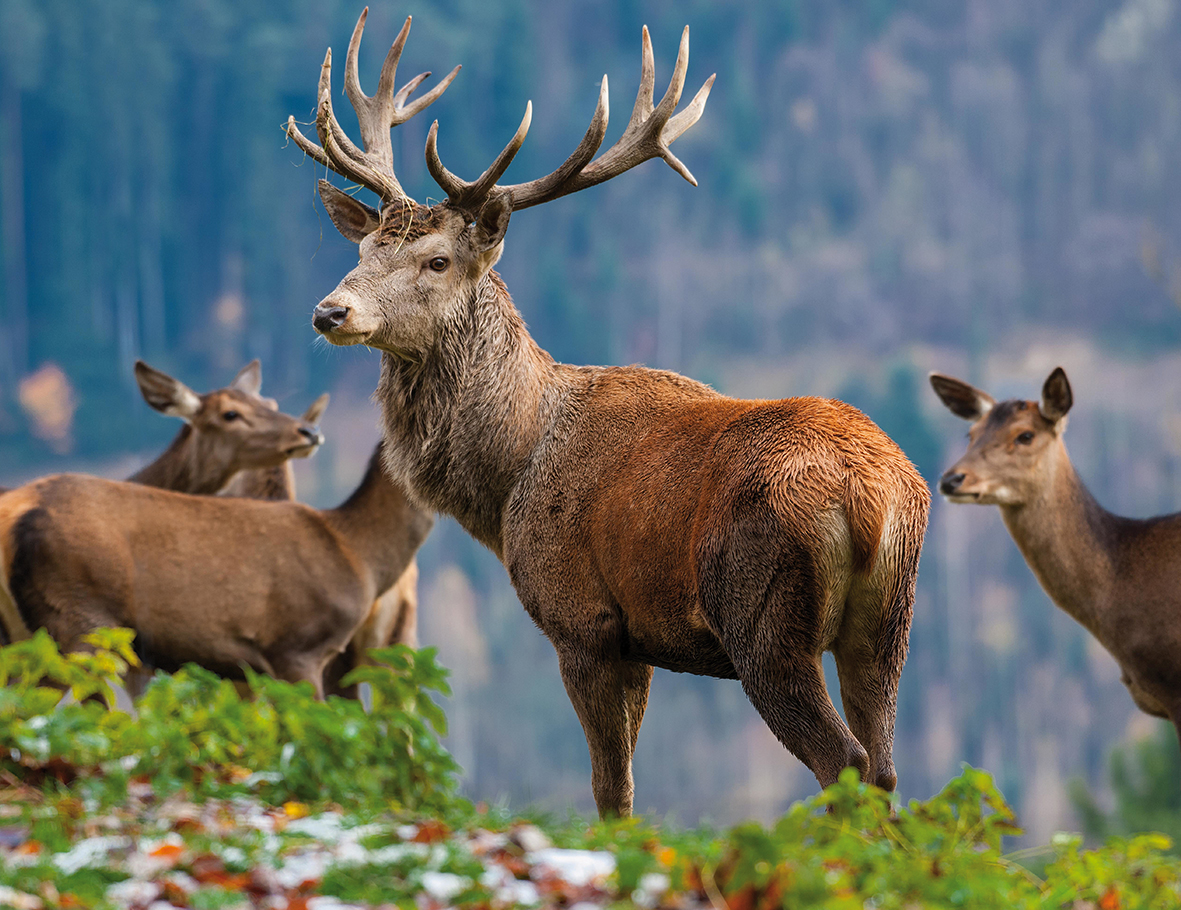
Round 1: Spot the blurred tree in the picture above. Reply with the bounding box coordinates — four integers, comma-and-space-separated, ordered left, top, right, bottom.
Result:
1070, 724, 1181, 852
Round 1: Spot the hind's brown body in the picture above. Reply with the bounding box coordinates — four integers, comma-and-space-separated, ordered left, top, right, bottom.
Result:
0, 446, 432, 697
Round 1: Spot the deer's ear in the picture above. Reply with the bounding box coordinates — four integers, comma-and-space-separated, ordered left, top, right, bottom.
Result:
134, 360, 202, 421
473, 193, 512, 254
929, 372, 996, 421
230, 359, 263, 397
302, 392, 330, 425
1039, 367, 1073, 423
319, 180, 381, 243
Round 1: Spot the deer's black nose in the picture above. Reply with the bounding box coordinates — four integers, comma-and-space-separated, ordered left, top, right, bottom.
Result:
313, 304, 350, 333
299, 426, 323, 445
939, 472, 966, 496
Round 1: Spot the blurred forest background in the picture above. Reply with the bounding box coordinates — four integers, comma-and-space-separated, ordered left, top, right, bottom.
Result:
3, 0, 1181, 842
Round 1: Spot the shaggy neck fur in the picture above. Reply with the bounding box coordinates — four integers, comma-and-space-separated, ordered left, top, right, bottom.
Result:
128, 425, 230, 495
325, 443, 435, 596
375, 271, 568, 555
999, 447, 1120, 636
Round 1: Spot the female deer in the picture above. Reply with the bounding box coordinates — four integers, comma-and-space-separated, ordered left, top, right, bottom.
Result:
932, 368, 1181, 744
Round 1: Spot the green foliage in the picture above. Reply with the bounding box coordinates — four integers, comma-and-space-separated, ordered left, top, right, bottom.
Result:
1042, 832, 1181, 909
1070, 723, 1181, 851
553, 766, 1181, 907
1, 634, 1179, 909
0, 630, 461, 813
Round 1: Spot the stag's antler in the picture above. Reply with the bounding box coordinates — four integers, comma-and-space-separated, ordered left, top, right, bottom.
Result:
286, 7, 459, 205
425, 26, 714, 216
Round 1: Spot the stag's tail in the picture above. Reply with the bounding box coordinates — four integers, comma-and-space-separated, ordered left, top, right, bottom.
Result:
841, 441, 928, 574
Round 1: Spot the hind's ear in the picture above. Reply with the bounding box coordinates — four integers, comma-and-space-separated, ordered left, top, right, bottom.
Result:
302, 392, 330, 425
1039, 367, 1073, 423
230, 360, 263, 397
134, 360, 201, 421
929, 372, 995, 421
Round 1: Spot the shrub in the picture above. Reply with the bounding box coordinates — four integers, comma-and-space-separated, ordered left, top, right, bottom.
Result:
0, 628, 461, 813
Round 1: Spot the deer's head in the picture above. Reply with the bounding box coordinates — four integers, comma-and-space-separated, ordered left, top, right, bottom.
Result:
290, 8, 713, 359
135, 359, 328, 472
930, 367, 1073, 507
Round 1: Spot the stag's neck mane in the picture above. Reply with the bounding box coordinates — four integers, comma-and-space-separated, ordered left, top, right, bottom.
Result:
999, 450, 1123, 636
376, 270, 568, 555
128, 425, 228, 495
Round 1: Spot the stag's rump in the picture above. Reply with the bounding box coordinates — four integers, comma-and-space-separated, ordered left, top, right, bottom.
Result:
691, 397, 929, 658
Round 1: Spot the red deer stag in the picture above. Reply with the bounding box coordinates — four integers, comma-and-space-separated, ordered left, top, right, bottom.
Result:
287, 9, 930, 816
932, 367, 1181, 743
0, 443, 433, 698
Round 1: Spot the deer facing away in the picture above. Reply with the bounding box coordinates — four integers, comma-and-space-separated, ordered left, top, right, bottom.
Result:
217, 393, 422, 700
931, 368, 1181, 744
221, 418, 423, 701
288, 8, 931, 816
0, 442, 433, 698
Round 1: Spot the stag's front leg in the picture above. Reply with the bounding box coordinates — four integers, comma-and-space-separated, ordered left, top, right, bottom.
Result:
555, 645, 650, 818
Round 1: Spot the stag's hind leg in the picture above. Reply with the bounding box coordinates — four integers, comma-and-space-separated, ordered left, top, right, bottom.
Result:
832, 633, 902, 791
833, 522, 922, 791
700, 530, 869, 789
734, 640, 869, 789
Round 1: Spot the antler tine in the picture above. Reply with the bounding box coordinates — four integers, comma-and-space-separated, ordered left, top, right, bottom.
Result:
286, 8, 458, 205
313, 49, 404, 201
664, 73, 715, 145
426, 103, 534, 212
629, 26, 657, 125
653, 26, 689, 118
504, 78, 611, 206
395, 66, 461, 124
494, 25, 713, 211
371, 12, 411, 111
286, 116, 332, 170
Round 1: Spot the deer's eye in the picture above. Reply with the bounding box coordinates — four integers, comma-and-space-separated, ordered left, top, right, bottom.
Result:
428, 257, 449, 272
1015, 431, 1034, 445
222, 410, 241, 422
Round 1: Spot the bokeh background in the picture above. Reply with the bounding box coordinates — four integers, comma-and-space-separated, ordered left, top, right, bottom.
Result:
2, 0, 1181, 841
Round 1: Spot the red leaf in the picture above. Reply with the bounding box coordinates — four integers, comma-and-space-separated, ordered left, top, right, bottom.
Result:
412, 819, 451, 844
